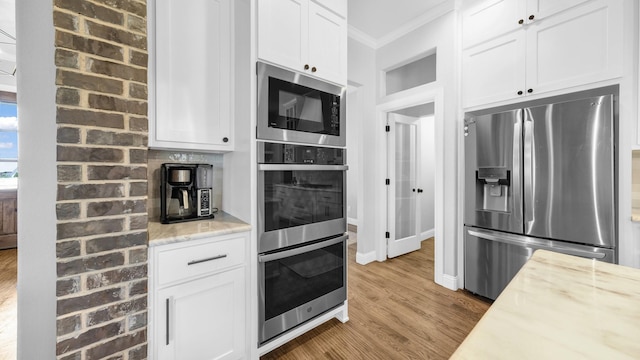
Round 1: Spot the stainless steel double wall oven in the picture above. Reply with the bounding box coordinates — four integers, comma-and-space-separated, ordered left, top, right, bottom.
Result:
257, 62, 348, 345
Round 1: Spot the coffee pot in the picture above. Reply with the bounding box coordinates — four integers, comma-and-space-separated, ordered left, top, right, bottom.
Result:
160, 163, 214, 223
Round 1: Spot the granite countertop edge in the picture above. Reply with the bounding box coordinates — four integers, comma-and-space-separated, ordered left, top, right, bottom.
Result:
148, 211, 251, 247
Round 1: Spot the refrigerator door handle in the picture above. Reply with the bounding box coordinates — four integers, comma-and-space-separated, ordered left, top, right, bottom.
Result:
523, 109, 534, 228
512, 110, 523, 225
467, 228, 606, 259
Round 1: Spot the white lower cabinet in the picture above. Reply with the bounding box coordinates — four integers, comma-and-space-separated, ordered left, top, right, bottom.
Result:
150, 232, 248, 360
157, 268, 245, 360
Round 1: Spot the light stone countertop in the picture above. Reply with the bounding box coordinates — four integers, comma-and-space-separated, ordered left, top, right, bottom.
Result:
632, 208, 640, 222
451, 249, 640, 359
148, 211, 251, 246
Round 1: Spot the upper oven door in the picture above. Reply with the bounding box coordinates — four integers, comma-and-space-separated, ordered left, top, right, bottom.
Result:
258, 163, 347, 253
257, 62, 346, 146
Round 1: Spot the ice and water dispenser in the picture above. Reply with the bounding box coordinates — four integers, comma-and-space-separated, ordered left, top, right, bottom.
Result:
475, 167, 510, 212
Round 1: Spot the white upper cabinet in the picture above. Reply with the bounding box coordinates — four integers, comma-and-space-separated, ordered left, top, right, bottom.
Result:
258, 0, 347, 85
462, 0, 623, 108
257, 0, 308, 72
525, 0, 623, 95
462, 32, 527, 107
462, 0, 523, 49
463, 0, 591, 49
149, 0, 233, 152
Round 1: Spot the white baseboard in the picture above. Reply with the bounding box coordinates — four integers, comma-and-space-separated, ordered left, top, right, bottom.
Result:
355, 250, 377, 265
435, 273, 458, 291
421, 228, 435, 240
347, 217, 358, 226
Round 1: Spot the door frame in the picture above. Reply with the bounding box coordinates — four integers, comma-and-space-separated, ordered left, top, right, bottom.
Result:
374, 83, 445, 284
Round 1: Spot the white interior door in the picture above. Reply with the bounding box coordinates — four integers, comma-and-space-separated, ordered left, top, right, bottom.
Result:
387, 114, 421, 258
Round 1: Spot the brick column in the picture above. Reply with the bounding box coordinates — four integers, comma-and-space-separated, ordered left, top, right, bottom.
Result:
52, 0, 149, 359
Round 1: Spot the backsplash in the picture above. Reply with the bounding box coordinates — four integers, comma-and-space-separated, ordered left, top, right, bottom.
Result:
633, 150, 640, 211
147, 149, 223, 221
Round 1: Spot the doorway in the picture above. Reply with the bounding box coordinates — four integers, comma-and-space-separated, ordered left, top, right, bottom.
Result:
373, 84, 445, 283
387, 106, 435, 258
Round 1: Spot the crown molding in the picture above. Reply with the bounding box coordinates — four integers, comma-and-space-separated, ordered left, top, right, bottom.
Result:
376, 1, 455, 49
347, 25, 378, 49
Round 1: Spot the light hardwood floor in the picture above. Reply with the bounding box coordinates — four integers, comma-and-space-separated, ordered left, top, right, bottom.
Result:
261, 239, 491, 359
0, 248, 17, 360
0, 239, 490, 360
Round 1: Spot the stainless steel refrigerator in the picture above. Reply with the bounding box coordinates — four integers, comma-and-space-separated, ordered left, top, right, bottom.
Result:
463, 86, 617, 300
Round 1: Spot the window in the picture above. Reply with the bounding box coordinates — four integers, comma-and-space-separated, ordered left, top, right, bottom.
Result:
0, 92, 17, 182
385, 52, 437, 96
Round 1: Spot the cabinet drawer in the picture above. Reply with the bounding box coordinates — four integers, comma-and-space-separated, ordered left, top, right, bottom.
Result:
157, 236, 245, 286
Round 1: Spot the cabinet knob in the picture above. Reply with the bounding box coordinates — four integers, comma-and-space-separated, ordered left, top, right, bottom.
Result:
223, 137, 229, 143
518, 19, 524, 25
527, 89, 533, 93
304, 64, 310, 70
517, 90, 523, 95
528, 14, 535, 20
417, 189, 423, 193
311, 66, 317, 73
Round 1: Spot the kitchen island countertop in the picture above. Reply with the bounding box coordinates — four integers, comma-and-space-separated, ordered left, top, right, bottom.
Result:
148, 211, 251, 246
451, 249, 640, 359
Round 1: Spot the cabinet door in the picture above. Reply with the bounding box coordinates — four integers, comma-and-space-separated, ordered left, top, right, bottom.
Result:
153, 0, 232, 151
156, 267, 245, 360
525, 0, 592, 22
525, 0, 623, 95
258, 0, 309, 73
462, 0, 524, 48
462, 31, 526, 108
308, 1, 347, 85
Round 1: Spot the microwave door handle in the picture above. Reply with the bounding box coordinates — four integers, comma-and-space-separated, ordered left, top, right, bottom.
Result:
258, 235, 348, 262
258, 164, 349, 171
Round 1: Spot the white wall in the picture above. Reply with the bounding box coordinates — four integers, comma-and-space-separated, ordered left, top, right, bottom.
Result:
347, 37, 377, 260
420, 115, 435, 236
16, 0, 57, 358
223, 0, 253, 223
346, 86, 360, 224
617, 0, 640, 267
373, 11, 460, 287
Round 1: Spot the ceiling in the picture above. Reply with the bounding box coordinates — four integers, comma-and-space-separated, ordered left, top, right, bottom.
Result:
348, 0, 451, 46
0, 0, 15, 92
0, 0, 453, 92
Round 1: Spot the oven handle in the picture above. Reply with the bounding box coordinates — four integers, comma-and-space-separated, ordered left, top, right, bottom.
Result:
258, 235, 348, 263
258, 164, 349, 171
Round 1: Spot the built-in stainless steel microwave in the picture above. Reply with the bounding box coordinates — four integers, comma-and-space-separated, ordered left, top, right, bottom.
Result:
257, 62, 346, 147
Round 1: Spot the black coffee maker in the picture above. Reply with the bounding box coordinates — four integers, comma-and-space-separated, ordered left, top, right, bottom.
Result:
160, 163, 214, 223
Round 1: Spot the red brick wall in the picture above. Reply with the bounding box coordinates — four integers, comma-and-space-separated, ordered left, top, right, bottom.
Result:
53, 0, 148, 358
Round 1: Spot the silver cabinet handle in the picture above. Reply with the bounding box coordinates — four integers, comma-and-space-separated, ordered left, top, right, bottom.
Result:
165, 298, 170, 345
187, 254, 227, 266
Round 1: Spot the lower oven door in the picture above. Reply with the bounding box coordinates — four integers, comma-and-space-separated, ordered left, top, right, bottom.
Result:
258, 234, 347, 345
